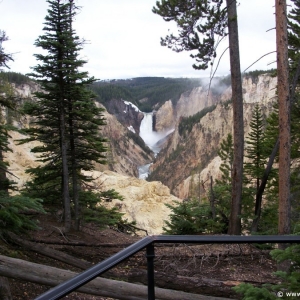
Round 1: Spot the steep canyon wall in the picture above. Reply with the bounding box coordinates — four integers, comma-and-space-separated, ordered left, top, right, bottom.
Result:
149, 74, 277, 199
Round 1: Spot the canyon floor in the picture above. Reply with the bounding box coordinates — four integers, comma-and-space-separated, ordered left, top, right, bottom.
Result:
3, 212, 279, 300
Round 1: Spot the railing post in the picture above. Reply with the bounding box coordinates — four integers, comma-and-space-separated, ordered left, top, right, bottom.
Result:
146, 243, 155, 300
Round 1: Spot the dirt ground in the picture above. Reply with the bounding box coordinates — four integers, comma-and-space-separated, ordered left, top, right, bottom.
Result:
1, 212, 279, 299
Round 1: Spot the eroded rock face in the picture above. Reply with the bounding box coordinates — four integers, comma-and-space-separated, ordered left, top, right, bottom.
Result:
155, 100, 174, 131
84, 170, 181, 235
154, 87, 219, 132
12, 82, 40, 98
4, 82, 176, 235
175, 87, 218, 119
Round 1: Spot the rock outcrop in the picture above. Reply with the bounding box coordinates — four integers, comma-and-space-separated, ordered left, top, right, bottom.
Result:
84, 170, 180, 235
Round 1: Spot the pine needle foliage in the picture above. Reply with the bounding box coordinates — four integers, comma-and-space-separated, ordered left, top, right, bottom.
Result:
244, 104, 266, 190
152, 0, 228, 70
163, 199, 226, 235
0, 191, 45, 237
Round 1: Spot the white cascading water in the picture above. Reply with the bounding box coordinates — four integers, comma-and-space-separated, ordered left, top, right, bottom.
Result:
139, 113, 163, 155
138, 112, 173, 179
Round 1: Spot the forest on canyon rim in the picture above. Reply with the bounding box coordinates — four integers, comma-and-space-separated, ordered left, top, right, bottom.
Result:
1, 0, 300, 299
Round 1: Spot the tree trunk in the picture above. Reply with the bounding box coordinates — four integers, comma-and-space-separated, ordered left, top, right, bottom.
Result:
276, 0, 291, 237
0, 151, 9, 193
127, 268, 276, 299
251, 138, 280, 233
56, 5, 72, 232
226, 0, 244, 235
0, 255, 231, 300
276, 0, 291, 272
60, 110, 72, 232
210, 176, 216, 219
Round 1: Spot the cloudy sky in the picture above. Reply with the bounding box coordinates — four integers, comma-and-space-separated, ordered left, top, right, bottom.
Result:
0, 0, 284, 80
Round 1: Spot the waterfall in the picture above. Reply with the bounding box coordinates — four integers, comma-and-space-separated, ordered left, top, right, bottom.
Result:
138, 112, 173, 179
139, 112, 163, 155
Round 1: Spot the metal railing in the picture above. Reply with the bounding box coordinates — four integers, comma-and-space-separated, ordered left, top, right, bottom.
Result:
35, 235, 300, 300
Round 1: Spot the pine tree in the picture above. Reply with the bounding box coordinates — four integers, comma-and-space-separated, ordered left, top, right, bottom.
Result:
244, 104, 268, 232
21, 0, 107, 231
63, 0, 107, 230
245, 105, 266, 191
0, 31, 13, 70
213, 133, 234, 232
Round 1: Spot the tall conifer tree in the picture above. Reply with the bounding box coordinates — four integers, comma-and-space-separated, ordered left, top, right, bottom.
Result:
21, 0, 107, 231
244, 104, 267, 232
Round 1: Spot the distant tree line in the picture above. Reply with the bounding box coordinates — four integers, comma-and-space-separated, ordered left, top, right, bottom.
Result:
0, 71, 31, 85
92, 77, 208, 112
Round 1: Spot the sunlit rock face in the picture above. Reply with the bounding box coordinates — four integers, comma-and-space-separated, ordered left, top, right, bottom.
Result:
4, 74, 278, 233
150, 74, 278, 199
83, 170, 181, 235
5, 131, 41, 193
154, 88, 218, 132
155, 100, 175, 131
175, 87, 218, 118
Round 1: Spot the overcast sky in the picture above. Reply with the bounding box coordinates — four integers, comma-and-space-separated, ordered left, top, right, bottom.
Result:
0, 0, 285, 80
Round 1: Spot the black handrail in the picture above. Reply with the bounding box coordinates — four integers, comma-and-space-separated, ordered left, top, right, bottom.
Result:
35, 235, 300, 300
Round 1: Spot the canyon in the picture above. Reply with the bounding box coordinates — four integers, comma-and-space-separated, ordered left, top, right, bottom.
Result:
3, 73, 277, 234
149, 74, 277, 198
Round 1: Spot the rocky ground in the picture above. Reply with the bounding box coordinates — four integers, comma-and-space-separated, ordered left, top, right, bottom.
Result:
1, 212, 279, 300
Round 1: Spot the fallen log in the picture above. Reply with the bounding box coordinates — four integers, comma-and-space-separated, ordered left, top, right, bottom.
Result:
128, 268, 243, 298
7, 232, 92, 270
28, 238, 133, 247
0, 255, 233, 300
